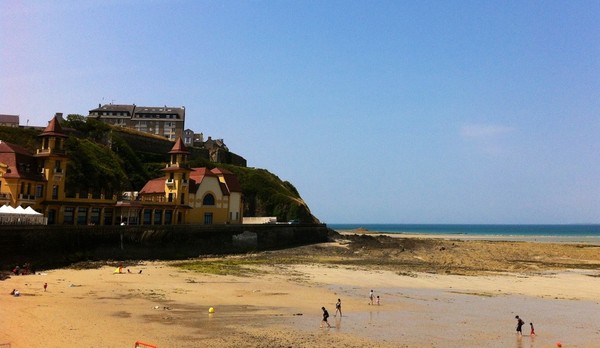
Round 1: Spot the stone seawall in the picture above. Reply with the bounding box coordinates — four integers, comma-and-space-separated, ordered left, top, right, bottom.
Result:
0, 224, 329, 270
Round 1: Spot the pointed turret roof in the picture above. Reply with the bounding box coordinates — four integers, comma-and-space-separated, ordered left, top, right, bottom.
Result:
38, 115, 67, 138
169, 137, 189, 154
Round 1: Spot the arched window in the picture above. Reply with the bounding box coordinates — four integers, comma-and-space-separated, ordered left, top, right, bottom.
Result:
203, 194, 215, 206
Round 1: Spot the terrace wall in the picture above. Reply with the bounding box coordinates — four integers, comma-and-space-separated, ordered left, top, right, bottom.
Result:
0, 224, 328, 270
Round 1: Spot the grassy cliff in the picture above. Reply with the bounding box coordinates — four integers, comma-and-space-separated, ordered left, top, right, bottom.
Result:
0, 117, 318, 223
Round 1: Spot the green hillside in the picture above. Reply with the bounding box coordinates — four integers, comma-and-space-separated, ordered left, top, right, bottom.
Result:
0, 116, 318, 223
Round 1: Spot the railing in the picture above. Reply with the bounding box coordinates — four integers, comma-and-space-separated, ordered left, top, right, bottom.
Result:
36, 148, 66, 155
140, 196, 168, 203
18, 194, 36, 201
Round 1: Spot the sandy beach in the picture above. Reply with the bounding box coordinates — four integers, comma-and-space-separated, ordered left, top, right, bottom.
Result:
1, 230, 600, 347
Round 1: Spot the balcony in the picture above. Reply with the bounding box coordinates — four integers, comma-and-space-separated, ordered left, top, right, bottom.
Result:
18, 194, 36, 201
166, 179, 175, 186
36, 148, 66, 156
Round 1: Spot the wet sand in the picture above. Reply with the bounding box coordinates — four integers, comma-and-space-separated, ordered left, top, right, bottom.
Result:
1, 231, 600, 347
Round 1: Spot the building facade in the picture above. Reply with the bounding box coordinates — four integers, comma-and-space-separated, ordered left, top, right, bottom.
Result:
0, 116, 242, 225
0, 114, 19, 127
136, 138, 243, 225
183, 129, 205, 146
88, 104, 185, 140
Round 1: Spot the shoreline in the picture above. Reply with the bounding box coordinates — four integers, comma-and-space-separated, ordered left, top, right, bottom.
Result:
336, 229, 600, 245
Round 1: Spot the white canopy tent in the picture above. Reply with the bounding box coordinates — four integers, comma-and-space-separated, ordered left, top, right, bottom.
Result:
0, 205, 47, 225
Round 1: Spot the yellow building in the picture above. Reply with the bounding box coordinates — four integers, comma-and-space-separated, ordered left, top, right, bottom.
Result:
137, 139, 243, 225
0, 116, 243, 225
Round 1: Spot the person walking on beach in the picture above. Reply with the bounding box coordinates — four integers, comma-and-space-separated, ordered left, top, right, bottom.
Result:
530, 322, 535, 336
43, 282, 47, 292
334, 299, 342, 317
515, 315, 524, 335
321, 307, 331, 328
369, 289, 374, 305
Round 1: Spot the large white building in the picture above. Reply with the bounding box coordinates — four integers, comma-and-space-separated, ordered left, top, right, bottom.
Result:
89, 104, 185, 140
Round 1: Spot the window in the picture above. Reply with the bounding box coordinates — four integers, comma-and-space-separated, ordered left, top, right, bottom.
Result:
52, 185, 59, 199
64, 207, 75, 224
204, 213, 213, 225
143, 209, 152, 225
104, 208, 113, 225
168, 193, 173, 202
154, 209, 162, 225
165, 210, 173, 224
36, 185, 43, 198
202, 194, 215, 206
77, 207, 88, 225
90, 208, 100, 225
48, 209, 56, 225
180, 193, 185, 204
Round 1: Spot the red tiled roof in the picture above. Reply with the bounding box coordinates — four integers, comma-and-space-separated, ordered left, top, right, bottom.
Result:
189, 168, 218, 184
169, 137, 189, 154
0, 141, 45, 181
39, 115, 67, 137
139, 178, 165, 194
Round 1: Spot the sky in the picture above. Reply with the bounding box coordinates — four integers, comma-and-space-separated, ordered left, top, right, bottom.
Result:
1, 1, 599, 224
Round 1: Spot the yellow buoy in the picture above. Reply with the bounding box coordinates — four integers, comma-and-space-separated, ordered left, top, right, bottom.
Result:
208, 307, 215, 313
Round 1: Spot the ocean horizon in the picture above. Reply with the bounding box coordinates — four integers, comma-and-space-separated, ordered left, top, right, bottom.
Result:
328, 223, 600, 237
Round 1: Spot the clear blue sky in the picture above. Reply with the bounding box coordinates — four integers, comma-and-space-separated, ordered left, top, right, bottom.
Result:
2, 1, 599, 224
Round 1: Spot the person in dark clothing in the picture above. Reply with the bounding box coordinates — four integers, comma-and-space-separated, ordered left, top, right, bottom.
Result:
515, 315, 524, 335
320, 307, 331, 328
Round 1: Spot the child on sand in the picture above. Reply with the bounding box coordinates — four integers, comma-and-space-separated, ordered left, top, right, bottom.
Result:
369, 289, 374, 305
530, 322, 535, 336
376, 295, 380, 305
320, 307, 331, 328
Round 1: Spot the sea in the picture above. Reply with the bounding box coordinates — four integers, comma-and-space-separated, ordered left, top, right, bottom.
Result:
328, 224, 600, 238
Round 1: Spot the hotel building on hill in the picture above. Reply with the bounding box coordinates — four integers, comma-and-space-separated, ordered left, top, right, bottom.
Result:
88, 104, 185, 140
0, 115, 242, 225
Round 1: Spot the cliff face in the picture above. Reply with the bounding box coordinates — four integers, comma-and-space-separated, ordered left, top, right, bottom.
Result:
221, 166, 320, 224
0, 118, 318, 223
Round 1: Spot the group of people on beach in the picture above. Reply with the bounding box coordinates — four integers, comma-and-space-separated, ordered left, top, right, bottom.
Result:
320, 298, 342, 328
321, 290, 384, 328
11, 263, 31, 275
368, 289, 380, 305
515, 315, 535, 336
